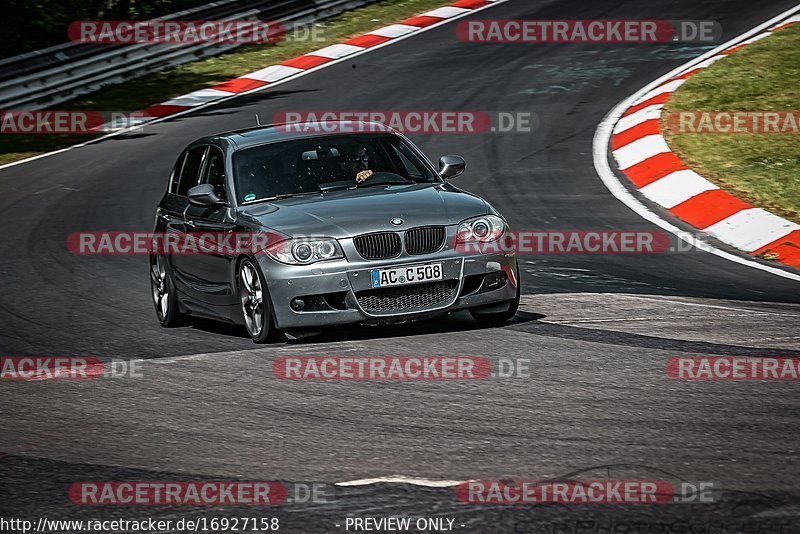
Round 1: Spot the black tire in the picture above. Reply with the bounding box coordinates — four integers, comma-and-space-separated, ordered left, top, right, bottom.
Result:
238, 258, 281, 344
150, 254, 186, 327
469, 269, 521, 324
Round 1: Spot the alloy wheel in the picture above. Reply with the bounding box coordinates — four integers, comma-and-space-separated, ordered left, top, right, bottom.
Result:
239, 260, 264, 337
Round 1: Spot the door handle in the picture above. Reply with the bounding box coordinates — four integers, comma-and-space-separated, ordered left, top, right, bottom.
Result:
186, 220, 197, 228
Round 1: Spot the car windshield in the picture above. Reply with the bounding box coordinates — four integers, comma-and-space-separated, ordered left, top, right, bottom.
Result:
233, 133, 438, 203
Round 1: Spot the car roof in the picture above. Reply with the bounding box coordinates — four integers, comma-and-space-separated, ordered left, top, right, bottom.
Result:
195, 121, 402, 151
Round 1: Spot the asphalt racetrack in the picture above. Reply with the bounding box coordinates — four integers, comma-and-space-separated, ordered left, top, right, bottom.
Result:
1, 0, 800, 532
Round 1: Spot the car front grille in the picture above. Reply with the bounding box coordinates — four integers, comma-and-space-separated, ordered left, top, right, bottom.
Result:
356, 280, 458, 314
353, 232, 402, 260
405, 226, 445, 255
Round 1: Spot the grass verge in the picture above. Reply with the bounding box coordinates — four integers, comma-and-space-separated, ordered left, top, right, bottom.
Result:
0, 0, 452, 166
663, 23, 800, 224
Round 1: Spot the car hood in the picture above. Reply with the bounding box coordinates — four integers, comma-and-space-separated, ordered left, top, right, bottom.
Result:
237, 183, 488, 238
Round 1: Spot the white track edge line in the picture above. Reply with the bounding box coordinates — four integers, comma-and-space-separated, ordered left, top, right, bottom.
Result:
592, 3, 800, 283
335, 476, 465, 487
0, 0, 510, 172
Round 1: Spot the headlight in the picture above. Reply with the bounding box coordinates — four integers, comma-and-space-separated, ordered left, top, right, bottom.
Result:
456, 215, 507, 243
266, 238, 343, 265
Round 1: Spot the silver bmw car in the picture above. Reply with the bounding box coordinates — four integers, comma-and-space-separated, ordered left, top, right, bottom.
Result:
151, 121, 519, 343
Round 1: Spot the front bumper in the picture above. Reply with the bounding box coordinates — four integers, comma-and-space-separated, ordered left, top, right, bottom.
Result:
258, 238, 518, 330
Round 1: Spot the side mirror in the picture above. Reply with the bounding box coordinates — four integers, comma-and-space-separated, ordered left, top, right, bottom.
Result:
187, 183, 223, 207
439, 155, 466, 179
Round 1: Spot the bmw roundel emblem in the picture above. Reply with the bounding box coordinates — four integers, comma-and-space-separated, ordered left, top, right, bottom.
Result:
390, 218, 404, 226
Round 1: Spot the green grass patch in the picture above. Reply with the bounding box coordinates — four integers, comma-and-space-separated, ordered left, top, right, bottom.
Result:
664, 24, 800, 223
0, 0, 451, 165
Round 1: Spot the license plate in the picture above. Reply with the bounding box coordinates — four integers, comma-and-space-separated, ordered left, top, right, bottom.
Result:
371, 262, 443, 288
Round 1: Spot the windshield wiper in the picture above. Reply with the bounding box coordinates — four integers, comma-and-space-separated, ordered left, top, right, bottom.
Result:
242, 191, 321, 205
267, 191, 322, 201
318, 184, 358, 193
272, 193, 310, 200
320, 180, 412, 193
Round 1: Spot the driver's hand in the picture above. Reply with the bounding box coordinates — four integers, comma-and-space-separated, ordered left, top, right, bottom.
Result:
356, 169, 374, 183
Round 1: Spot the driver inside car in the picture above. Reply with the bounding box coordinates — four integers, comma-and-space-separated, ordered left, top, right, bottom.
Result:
347, 147, 374, 183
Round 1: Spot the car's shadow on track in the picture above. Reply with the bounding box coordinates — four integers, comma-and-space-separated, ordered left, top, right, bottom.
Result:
299, 310, 545, 345
184, 310, 546, 345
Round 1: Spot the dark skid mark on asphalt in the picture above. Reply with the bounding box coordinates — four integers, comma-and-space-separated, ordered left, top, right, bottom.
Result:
509, 317, 800, 357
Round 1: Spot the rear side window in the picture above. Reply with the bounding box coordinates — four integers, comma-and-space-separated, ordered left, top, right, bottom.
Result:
200, 146, 227, 200
174, 146, 207, 195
